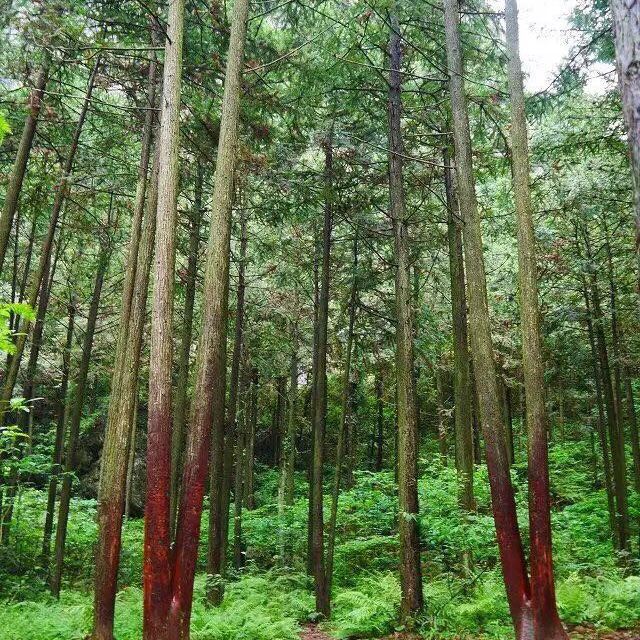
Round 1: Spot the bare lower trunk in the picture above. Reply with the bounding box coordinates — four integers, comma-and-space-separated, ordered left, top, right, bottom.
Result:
170, 162, 204, 535
505, 1, 567, 635
41, 301, 75, 563
172, 0, 249, 631
444, 1, 532, 633
388, 14, 423, 621
142, 0, 185, 635
50, 242, 110, 598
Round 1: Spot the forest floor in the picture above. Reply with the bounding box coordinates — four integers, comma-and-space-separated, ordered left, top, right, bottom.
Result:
300, 624, 334, 640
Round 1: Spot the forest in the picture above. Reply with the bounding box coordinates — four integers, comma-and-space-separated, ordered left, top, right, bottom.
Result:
0, 0, 640, 638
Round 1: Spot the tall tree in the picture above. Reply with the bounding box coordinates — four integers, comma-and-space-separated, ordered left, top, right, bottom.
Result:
171, 0, 250, 630
443, 0, 532, 635
505, 0, 567, 635
143, 0, 185, 635
310, 132, 333, 617
388, 12, 424, 621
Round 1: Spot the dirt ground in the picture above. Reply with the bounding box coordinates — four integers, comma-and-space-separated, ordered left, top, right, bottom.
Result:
299, 625, 640, 640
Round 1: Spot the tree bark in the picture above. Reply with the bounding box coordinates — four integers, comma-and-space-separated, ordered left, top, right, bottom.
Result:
388, 14, 424, 622
41, 301, 75, 563
444, 145, 474, 519
92, 83, 159, 640
610, 0, 640, 292
142, 0, 185, 635
244, 368, 258, 510
171, 0, 249, 629
326, 230, 358, 593
505, 1, 567, 635
374, 370, 384, 471
170, 162, 204, 535
444, 0, 532, 634
310, 133, 333, 617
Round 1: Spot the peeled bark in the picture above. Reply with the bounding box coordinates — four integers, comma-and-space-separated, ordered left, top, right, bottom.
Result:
388, 14, 424, 620
50, 242, 111, 598
92, 116, 159, 640
143, 0, 185, 634
444, 0, 532, 634
171, 0, 249, 630
505, 1, 567, 635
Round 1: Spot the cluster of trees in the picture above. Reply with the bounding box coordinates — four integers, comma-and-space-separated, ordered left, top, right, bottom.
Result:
0, 0, 639, 639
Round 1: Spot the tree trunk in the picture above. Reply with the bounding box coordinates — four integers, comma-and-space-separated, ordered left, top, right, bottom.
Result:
444, 145, 475, 519
444, 0, 532, 634
584, 230, 629, 553
41, 301, 75, 563
582, 279, 617, 540
326, 230, 358, 593
310, 133, 333, 617
388, 14, 424, 622
50, 241, 111, 598
505, 1, 567, 635
170, 162, 204, 535
0, 57, 49, 275
374, 370, 384, 471
92, 137, 159, 640
171, 0, 249, 630
610, 0, 640, 293
142, 0, 185, 634
233, 352, 249, 570
244, 368, 259, 510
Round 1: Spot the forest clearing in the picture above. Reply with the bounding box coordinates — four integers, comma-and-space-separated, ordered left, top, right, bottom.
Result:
1, 0, 640, 638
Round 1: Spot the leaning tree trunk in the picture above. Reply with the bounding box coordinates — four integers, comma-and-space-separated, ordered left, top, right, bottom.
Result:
505, 1, 567, 635
50, 241, 111, 598
0, 56, 50, 276
170, 0, 249, 632
142, 0, 185, 635
388, 14, 424, 622
443, 0, 533, 634
92, 45, 159, 635
1, 60, 99, 413
326, 230, 358, 593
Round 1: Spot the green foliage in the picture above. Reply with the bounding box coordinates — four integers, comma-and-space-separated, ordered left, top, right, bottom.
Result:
0, 573, 314, 640
0, 111, 10, 145
329, 573, 401, 639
